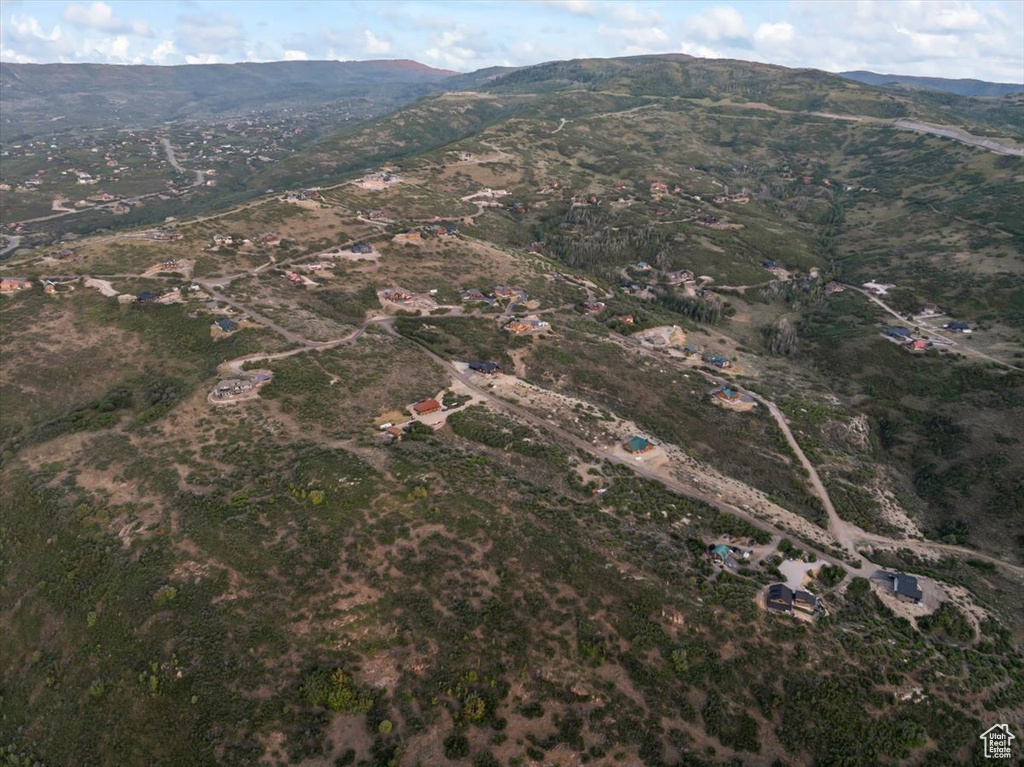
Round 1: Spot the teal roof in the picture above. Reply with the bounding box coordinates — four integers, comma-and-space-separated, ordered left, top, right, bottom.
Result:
626, 436, 651, 452
711, 544, 731, 560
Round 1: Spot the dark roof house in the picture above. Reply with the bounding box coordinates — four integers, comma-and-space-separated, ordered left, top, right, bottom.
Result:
793, 590, 819, 614
885, 327, 912, 339
892, 573, 923, 603
468, 361, 500, 374
215, 318, 238, 332
766, 583, 794, 612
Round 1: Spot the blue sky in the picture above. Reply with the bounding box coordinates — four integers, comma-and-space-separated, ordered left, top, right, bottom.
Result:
2, 1, 1022, 82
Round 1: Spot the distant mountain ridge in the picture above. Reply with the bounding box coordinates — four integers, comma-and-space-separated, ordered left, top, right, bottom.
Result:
0, 59, 457, 133
839, 70, 1023, 98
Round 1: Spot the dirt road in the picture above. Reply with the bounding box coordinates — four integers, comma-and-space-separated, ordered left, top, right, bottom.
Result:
842, 283, 1021, 371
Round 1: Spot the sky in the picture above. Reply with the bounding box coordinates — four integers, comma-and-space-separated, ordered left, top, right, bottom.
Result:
1, 0, 1022, 82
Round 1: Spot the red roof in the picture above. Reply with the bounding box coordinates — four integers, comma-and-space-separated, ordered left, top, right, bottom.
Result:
413, 398, 441, 414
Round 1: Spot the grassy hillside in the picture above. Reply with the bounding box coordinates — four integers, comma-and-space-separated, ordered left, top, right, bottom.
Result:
2, 53, 1023, 767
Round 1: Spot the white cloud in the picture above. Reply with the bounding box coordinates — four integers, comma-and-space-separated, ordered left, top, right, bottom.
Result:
175, 13, 244, 55
283, 48, 308, 61
683, 5, 750, 43
150, 40, 176, 64
185, 53, 222, 65
363, 30, 392, 55
0, 45, 35, 63
754, 21, 794, 47
541, 0, 598, 16
63, 2, 152, 37
613, 5, 663, 25
92, 34, 131, 60
599, 23, 669, 53
9, 13, 61, 42
677, 41, 726, 59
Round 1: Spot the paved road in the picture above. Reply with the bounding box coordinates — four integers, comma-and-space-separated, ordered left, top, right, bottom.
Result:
893, 120, 1024, 157
161, 137, 205, 186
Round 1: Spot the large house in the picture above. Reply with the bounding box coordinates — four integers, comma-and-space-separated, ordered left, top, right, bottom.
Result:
623, 436, 653, 454
766, 583, 820, 615
413, 398, 442, 416
889, 573, 923, 604
0, 277, 31, 292
468, 361, 500, 375
712, 387, 756, 411
766, 583, 794, 612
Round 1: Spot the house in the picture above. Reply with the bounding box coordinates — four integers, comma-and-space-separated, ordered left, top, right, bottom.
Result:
650, 181, 668, 193
381, 288, 413, 302
493, 285, 517, 298
136, 291, 157, 303
709, 544, 732, 564
702, 353, 730, 369
885, 327, 912, 340
468, 361, 500, 375
350, 242, 373, 254
367, 209, 386, 221
634, 261, 650, 270
683, 344, 699, 356
713, 387, 756, 410
623, 436, 653, 454
287, 272, 304, 285
506, 321, 533, 334
258, 231, 281, 245
581, 301, 606, 313
55, 248, 77, 260
526, 241, 544, 253
824, 281, 845, 295
891, 573, 923, 604
508, 202, 525, 214
212, 234, 233, 246
413, 398, 442, 415
214, 318, 238, 333
793, 590, 820, 614
766, 583, 794, 612
385, 425, 404, 438
665, 269, 695, 285
214, 378, 254, 398
911, 340, 928, 352
762, 260, 778, 270
616, 315, 635, 325
943, 320, 971, 334
461, 288, 487, 302
0, 277, 31, 292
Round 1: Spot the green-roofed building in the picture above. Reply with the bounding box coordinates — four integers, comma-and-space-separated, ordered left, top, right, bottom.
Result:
709, 544, 732, 563
624, 436, 653, 453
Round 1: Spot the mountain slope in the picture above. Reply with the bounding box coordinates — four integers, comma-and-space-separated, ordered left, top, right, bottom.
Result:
840, 69, 1024, 98
0, 59, 457, 133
